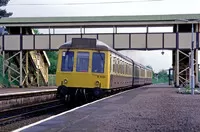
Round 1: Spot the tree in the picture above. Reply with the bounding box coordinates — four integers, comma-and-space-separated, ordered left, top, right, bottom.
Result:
0, 0, 12, 17
157, 69, 168, 83
146, 65, 153, 70
46, 51, 58, 74
152, 69, 169, 84
33, 29, 40, 34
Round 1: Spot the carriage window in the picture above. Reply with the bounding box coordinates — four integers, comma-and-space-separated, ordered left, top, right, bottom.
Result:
130, 65, 133, 75
61, 51, 74, 72
76, 52, 89, 72
126, 64, 127, 74
118, 59, 120, 73
92, 52, 105, 73
122, 62, 124, 74
113, 58, 115, 73
110, 56, 112, 72
119, 61, 120, 74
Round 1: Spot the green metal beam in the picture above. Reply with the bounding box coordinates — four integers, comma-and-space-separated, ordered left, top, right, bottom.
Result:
0, 14, 200, 24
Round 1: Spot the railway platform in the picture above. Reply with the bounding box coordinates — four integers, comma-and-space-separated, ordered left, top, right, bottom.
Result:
0, 87, 57, 111
0, 86, 56, 95
14, 84, 200, 132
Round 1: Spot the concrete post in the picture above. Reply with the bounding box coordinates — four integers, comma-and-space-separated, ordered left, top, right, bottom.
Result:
195, 49, 199, 86
26, 51, 29, 86
19, 27, 23, 88
176, 50, 179, 87
20, 51, 23, 88
2, 51, 5, 77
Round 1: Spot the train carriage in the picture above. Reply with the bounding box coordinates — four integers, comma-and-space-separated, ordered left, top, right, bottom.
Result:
133, 62, 141, 86
145, 67, 153, 85
109, 49, 133, 89
56, 38, 152, 102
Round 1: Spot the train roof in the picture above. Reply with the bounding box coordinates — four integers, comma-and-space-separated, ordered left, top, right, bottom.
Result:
59, 38, 152, 71
59, 38, 133, 62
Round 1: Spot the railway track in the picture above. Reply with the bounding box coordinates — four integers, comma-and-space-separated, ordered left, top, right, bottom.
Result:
1, 86, 141, 131
0, 99, 65, 126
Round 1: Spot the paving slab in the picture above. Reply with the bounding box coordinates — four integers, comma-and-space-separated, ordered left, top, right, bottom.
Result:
17, 84, 200, 132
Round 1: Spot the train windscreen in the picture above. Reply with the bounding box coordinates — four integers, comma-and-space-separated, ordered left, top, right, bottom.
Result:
92, 52, 105, 73
76, 52, 89, 72
61, 51, 74, 72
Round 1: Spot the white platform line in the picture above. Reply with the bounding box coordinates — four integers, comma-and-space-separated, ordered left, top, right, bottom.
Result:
13, 88, 133, 132
0, 89, 57, 97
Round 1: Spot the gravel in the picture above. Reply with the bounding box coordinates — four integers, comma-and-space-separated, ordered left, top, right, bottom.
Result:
0, 115, 52, 132
0, 105, 68, 132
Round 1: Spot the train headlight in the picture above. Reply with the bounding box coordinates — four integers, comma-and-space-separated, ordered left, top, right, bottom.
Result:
95, 81, 101, 87
63, 79, 68, 84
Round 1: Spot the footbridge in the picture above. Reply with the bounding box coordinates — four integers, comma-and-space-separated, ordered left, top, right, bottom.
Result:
0, 13, 200, 88
0, 27, 50, 88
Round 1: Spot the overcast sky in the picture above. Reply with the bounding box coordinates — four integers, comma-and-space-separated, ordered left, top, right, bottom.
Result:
6, 0, 200, 17
4, 0, 200, 72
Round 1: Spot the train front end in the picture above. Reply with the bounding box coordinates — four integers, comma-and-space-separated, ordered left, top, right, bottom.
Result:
56, 38, 110, 102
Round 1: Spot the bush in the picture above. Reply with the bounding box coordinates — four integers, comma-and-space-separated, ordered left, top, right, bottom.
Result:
46, 51, 58, 74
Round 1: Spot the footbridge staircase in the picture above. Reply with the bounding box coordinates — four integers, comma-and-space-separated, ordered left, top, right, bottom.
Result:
0, 27, 50, 87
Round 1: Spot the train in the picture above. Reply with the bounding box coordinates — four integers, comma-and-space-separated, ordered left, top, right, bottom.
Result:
56, 38, 153, 103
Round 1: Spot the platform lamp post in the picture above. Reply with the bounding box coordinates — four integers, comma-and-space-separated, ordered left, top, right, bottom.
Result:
175, 19, 200, 95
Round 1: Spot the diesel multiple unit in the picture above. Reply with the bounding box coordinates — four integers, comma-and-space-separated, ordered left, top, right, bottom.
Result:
56, 38, 152, 102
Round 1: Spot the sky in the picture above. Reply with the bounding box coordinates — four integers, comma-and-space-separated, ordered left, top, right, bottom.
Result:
6, 0, 200, 17
4, 0, 200, 72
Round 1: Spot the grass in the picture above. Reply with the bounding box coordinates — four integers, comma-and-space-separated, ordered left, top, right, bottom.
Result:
152, 78, 168, 84
177, 84, 200, 94
48, 74, 56, 86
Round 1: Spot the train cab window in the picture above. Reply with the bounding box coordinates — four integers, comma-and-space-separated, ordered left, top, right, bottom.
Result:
61, 51, 74, 72
76, 52, 89, 72
92, 52, 105, 73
